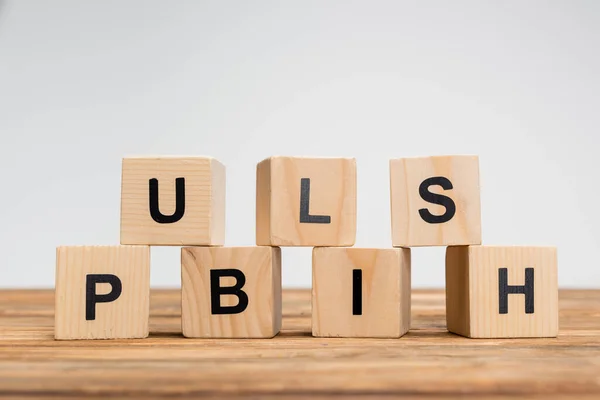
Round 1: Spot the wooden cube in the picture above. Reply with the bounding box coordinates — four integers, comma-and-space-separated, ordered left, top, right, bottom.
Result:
446, 246, 558, 338
55, 246, 150, 340
181, 246, 282, 338
312, 247, 411, 338
121, 156, 225, 246
390, 155, 481, 247
256, 156, 356, 247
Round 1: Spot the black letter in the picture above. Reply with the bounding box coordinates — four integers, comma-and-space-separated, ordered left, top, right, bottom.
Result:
418, 176, 456, 224
299, 178, 331, 224
210, 269, 249, 315
86, 274, 122, 321
352, 269, 362, 315
149, 177, 185, 223
498, 268, 534, 314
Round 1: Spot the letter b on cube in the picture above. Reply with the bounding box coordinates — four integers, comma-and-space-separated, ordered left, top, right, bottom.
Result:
256, 156, 357, 246
390, 155, 481, 247
181, 246, 282, 338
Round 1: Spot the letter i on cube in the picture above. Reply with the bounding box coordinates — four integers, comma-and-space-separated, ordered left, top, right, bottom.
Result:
312, 247, 411, 338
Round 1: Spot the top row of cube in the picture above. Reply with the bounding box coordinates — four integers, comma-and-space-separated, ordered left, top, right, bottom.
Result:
120, 155, 481, 247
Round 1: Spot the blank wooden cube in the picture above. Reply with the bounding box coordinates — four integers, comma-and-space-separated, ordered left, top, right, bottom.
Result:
256, 156, 356, 247
390, 155, 481, 247
121, 157, 225, 246
55, 246, 150, 340
181, 246, 281, 338
446, 246, 558, 338
312, 247, 411, 338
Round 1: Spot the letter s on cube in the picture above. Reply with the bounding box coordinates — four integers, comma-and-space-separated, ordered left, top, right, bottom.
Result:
390, 155, 482, 247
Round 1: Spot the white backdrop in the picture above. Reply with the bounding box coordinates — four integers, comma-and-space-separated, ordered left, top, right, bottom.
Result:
0, 1, 598, 288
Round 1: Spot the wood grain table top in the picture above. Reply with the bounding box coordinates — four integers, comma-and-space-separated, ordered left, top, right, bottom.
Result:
0, 289, 598, 399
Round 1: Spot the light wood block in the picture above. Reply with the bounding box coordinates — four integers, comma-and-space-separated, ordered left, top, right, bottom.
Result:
55, 245, 150, 340
181, 246, 282, 338
121, 156, 225, 246
312, 247, 411, 338
390, 155, 481, 247
256, 156, 356, 247
446, 245, 558, 338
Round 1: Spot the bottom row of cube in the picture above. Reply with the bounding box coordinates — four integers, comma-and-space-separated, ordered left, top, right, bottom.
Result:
54, 245, 558, 340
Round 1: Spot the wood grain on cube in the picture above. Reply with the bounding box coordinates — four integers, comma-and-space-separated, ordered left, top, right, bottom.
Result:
181, 246, 282, 338
121, 157, 225, 246
446, 245, 558, 338
390, 155, 481, 247
312, 247, 411, 338
55, 246, 150, 340
256, 156, 356, 246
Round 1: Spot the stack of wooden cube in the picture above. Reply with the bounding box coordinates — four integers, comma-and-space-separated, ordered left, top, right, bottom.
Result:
54, 155, 557, 340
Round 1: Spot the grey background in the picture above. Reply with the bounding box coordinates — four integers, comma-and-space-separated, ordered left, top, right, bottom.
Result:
0, 1, 598, 288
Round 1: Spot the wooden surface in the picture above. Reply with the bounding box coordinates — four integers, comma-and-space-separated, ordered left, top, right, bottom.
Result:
0, 289, 599, 399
